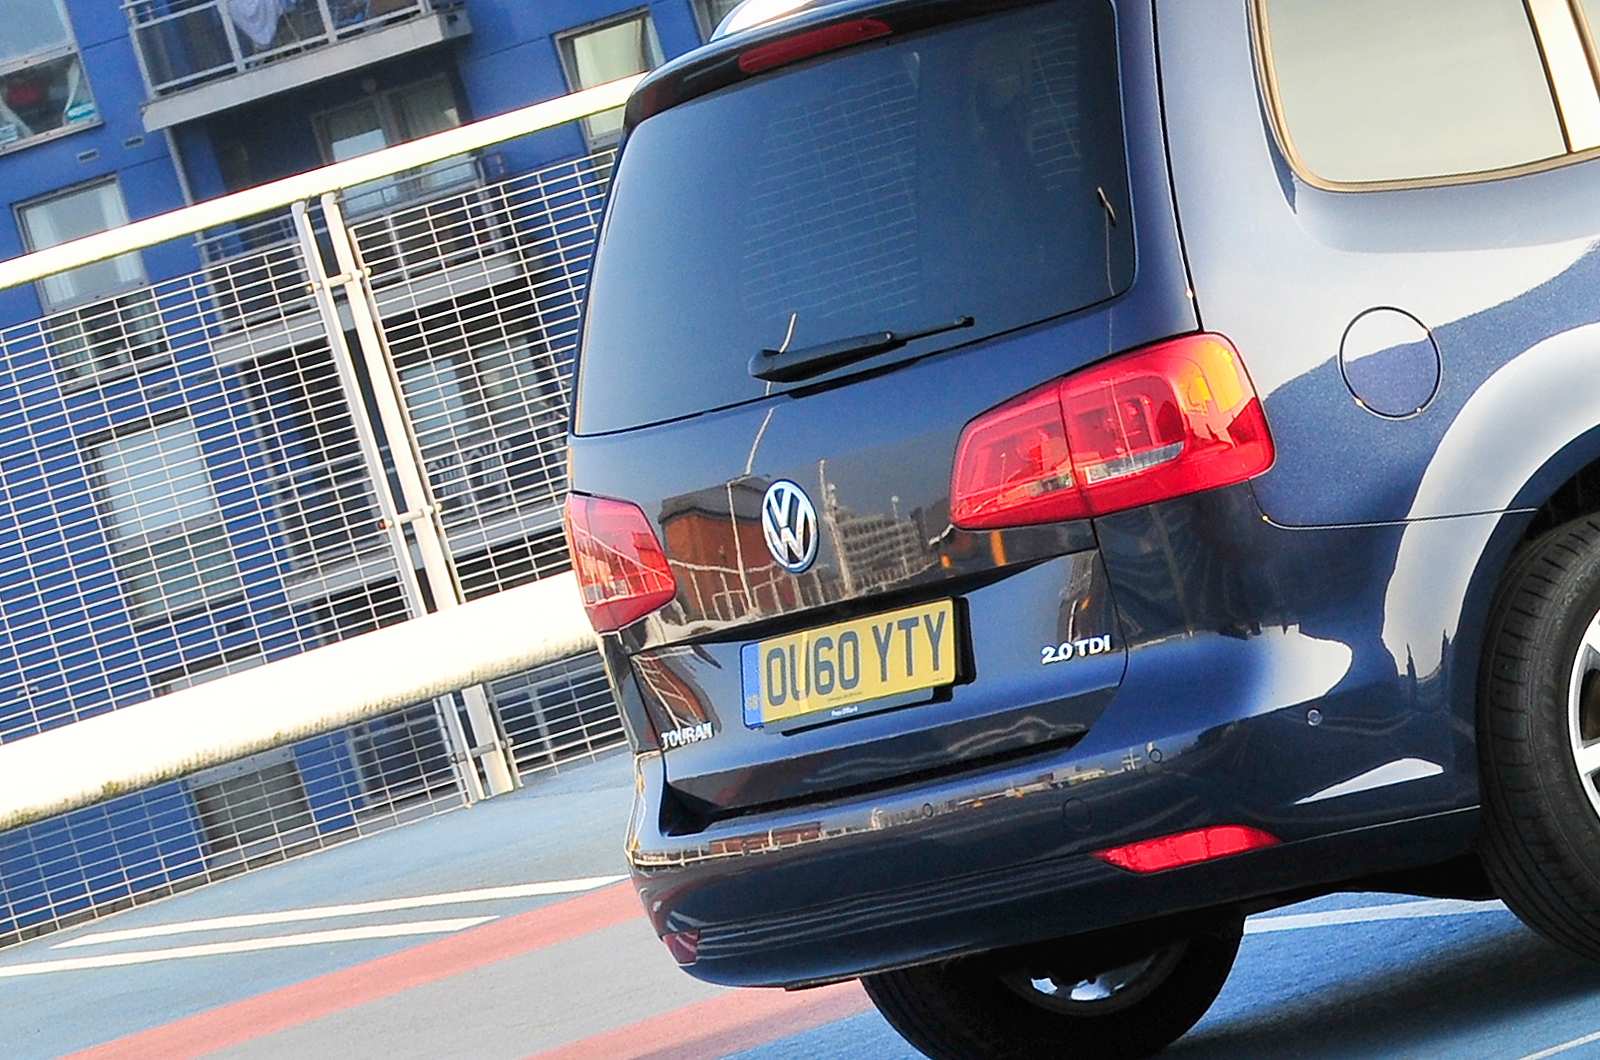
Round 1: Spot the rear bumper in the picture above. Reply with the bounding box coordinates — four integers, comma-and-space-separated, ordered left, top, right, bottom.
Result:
629, 735, 1476, 987
629, 673, 1474, 986
627, 489, 1495, 987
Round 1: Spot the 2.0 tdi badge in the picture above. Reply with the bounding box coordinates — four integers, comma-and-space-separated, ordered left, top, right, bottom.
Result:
762, 480, 819, 574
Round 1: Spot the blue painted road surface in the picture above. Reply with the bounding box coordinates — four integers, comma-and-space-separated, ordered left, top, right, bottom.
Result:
4, 752, 1600, 1060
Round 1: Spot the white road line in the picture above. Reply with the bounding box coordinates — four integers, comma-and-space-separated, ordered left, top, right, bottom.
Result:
54, 875, 626, 949
1245, 898, 1508, 934
1511, 1029, 1600, 1060
0, 918, 493, 978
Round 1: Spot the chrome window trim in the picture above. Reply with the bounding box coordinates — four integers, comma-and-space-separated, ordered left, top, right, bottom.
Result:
1531, 0, 1600, 149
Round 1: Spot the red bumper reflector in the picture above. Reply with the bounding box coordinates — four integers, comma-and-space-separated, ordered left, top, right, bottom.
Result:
563, 493, 677, 633
950, 333, 1274, 529
662, 929, 701, 966
738, 19, 892, 74
1092, 826, 1281, 874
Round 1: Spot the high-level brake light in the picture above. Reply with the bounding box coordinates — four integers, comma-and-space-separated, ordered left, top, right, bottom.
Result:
1093, 826, 1281, 874
950, 334, 1273, 529
737, 19, 892, 74
563, 493, 677, 633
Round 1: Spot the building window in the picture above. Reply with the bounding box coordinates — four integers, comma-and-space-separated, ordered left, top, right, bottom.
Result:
692, 0, 743, 40
313, 76, 473, 215
306, 578, 410, 645
90, 418, 242, 622
19, 180, 167, 389
240, 342, 390, 580
557, 11, 664, 146
0, 0, 97, 153
46, 292, 168, 390
18, 179, 147, 310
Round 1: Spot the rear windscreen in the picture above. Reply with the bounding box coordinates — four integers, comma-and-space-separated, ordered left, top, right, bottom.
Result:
576, 0, 1132, 434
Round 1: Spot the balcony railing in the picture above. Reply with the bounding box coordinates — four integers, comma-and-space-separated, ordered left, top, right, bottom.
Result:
191, 154, 483, 334
124, 0, 449, 97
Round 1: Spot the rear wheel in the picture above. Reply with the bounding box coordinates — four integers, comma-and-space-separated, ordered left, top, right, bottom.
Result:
1480, 517, 1600, 960
861, 917, 1242, 1060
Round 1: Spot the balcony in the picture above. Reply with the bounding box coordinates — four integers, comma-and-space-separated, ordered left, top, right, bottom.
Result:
123, 0, 471, 131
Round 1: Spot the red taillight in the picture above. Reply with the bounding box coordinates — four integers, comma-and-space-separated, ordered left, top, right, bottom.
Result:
738, 19, 892, 74
950, 334, 1273, 529
1092, 826, 1281, 874
562, 493, 677, 633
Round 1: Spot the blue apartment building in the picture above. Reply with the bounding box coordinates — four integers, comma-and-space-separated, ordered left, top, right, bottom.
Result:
0, 0, 738, 943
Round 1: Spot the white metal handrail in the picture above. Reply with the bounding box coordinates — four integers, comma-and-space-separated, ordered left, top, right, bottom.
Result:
0, 572, 595, 831
0, 73, 643, 294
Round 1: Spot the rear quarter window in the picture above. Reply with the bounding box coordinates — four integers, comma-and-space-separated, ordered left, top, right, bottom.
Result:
1258, 0, 1569, 186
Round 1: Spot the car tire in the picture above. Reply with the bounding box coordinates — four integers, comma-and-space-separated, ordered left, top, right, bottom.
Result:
1479, 515, 1600, 961
860, 917, 1242, 1060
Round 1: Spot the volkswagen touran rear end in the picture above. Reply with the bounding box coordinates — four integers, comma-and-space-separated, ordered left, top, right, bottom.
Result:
564, 0, 1600, 1055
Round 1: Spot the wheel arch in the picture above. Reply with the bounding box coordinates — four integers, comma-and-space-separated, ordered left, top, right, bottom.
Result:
1451, 428, 1600, 703
1447, 431, 1600, 730
1383, 325, 1600, 770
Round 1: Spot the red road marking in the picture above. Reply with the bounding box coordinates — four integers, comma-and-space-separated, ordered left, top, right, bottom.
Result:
60, 883, 643, 1060
521, 980, 874, 1060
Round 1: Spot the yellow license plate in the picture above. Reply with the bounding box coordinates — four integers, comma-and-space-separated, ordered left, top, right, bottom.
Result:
741, 600, 957, 727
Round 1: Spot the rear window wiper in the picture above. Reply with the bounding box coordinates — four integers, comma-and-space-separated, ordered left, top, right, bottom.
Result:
749, 316, 974, 384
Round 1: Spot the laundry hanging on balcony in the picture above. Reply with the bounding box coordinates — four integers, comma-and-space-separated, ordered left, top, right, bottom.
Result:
228, 0, 291, 48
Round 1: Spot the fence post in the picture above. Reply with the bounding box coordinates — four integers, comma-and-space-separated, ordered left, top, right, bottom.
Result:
319, 192, 518, 797
293, 200, 486, 804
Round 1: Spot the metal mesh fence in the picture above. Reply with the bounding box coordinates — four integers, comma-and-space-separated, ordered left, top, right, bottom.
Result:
492, 652, 624, 776
0, 235, 414, 743
0, 641, 628, 948
0, 697, 461, 947
349, 150, 614, 600
0, 135, 624, 947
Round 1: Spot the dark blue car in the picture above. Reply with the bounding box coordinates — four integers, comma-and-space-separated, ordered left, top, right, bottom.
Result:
562, 0, 1600, 1055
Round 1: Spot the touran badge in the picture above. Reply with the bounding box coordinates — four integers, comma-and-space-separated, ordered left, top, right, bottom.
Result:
761, 480, 819, 574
